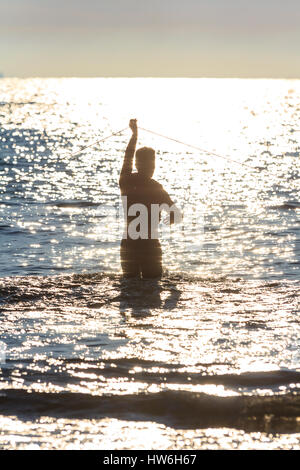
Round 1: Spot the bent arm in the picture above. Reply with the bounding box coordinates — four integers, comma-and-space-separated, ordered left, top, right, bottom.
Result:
119, 120, 137, 186
170, 203, 182, 224
161, 188, 182, 224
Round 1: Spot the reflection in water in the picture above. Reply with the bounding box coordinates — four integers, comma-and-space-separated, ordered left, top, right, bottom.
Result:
118, 278, 181, 317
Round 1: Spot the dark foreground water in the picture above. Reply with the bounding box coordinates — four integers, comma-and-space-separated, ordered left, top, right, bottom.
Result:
0, 78, 299, 448
0, 273, 300, 449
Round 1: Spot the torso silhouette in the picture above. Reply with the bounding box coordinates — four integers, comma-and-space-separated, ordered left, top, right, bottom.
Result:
120, 172, 173, 240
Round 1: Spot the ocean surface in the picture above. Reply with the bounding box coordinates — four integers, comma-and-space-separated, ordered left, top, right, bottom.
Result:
0, 78, 299, 449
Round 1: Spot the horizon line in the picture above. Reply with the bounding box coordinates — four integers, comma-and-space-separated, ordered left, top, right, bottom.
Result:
1, 75, 300, 80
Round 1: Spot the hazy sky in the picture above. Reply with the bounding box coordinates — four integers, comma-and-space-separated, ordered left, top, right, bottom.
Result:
1, 0, 300, 77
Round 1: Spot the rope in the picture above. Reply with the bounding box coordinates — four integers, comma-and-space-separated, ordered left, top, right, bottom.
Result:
67, 127, 127, 158
139, 127, 255, 169
67, 124, 256, 170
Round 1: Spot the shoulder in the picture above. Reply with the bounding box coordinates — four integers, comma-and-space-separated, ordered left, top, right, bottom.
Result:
150, 179, 164, 190
119, 173, 141, 194
151, 179, 174, 204
120, 172, 138, 184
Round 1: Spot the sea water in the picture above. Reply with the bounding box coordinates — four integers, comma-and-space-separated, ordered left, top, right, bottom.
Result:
0, 78, 299, 449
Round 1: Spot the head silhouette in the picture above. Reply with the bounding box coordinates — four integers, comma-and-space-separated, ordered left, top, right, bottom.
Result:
135, 147, 155, 178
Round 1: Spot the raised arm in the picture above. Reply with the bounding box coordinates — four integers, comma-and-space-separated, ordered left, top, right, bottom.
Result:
119, 119, 137, 186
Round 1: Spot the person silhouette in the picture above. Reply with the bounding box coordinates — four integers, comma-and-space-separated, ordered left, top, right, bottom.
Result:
119, 119, 181, 278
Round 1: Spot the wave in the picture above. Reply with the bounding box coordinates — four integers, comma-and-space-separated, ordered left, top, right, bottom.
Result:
4, 357, 300, 389
1, 388, 300, 432
0, 271, 298, 307
49, 201, 101, 208
268, 201, 300, 210
0, 101, 38, 106
285, 152, 300, 157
